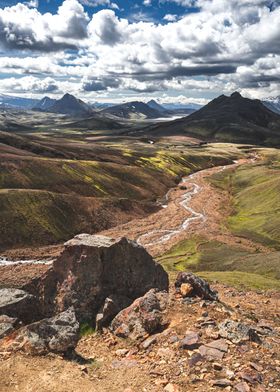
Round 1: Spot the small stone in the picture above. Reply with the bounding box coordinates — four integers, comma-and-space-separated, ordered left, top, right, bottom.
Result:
115, 349, 129, 357
202, 312, 208, 317
226, 370, 235, 380
180, 283, 193, 297
239, 369, 262, 385
169, 335, 179, 344
188, 353, 204, 367
212, 379, 232, 388
142, 335, 157, 349
157, 348, 174, 359
234, 381, 250, 392
206, 339, 228, 352
199, 345, 224, 360
179, 331, 200, 350
164, 383, 180, 392
213, 363, 223, 371
249, 362, 263, 372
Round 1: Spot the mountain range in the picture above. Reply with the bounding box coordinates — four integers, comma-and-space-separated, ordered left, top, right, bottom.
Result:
0, 93, 199, 118
141, 92, 280, 146
263, 96, 280, 114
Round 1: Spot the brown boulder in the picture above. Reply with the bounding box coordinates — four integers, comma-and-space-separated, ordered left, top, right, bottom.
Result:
111, 289, 168, 340
0, 308, 79, 355
53, 234, 169, 323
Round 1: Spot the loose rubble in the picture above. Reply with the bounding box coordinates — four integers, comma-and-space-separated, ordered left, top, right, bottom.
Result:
0, 240, 279, 392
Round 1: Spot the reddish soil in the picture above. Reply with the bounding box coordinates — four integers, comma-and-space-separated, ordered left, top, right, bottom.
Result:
0, 283, 279, 392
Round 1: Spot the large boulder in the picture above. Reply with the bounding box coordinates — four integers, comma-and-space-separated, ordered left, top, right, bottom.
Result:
53, 234, 169, 322
111, 289, 168, 340
0, 308, 79, 355
0, 288, 41, 324
175, 272, 218, 301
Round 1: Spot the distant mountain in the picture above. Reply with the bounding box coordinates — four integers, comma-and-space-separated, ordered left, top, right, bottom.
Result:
141, 92, 280, 146
33, 96, 57, 111
147, 100, 168, 113
47, 93, 93, 116
0, 94, 39, 109
147, 100, 198, 116
101, 101, 165, 119
263, 96, 280, 114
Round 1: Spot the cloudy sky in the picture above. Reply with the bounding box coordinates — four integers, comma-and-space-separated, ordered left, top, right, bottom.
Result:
0, 0, 279, 104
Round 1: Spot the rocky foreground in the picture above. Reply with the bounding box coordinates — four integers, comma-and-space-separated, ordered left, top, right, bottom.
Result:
0, 235, 279, 391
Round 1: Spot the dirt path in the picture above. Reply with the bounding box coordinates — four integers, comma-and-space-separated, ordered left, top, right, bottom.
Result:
102, 158, 270, 256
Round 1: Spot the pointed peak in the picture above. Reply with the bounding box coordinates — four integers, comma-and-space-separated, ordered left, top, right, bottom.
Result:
231, 91, 242, 99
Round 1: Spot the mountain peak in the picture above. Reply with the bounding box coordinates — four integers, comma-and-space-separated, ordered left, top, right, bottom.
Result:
231, 91, 242, 98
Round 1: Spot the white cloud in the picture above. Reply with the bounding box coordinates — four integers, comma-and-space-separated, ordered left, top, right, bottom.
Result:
24, 0, 39, 8
0, 0, 278, 100
163, 14, 178, 22
0, 0, 89, 51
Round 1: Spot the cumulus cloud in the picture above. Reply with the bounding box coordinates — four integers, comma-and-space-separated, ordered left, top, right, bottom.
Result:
82, 76, 120, 91
88, 9, 127, 45
0, 0, 89, 51
0, 76, 59, 93
0, 0, 279, 99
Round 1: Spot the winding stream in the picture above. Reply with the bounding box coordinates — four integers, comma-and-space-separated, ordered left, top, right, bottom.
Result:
137, 165, 227, 247
0, 165, 230, 264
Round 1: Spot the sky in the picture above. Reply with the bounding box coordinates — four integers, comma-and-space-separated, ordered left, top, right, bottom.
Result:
0, 0, 279, 104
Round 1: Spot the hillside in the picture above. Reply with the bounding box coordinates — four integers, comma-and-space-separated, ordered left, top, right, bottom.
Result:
147, 99, 168, 113
101, 101, 165, 119
141, 92, 280, 146
263, 96, 280, 114
33, 96, 56, 111
47, 93, 93, 116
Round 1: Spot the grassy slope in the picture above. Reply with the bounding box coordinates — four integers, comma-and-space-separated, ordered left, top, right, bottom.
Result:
0, 142, 241, 250
210, 149, 280, 248
157, 149, 280, 290
157, 237, 280, 290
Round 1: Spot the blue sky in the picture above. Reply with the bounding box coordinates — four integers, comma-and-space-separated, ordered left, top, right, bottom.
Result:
0, 0, 199, 20
0, 0, 279, 104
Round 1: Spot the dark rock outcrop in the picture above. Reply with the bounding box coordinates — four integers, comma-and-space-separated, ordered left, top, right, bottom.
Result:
0, 288, 41, 324
111, 289, 168, 340
0, 308, 79, 355
175, 272, 218, 301
53, 234, 169, 323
